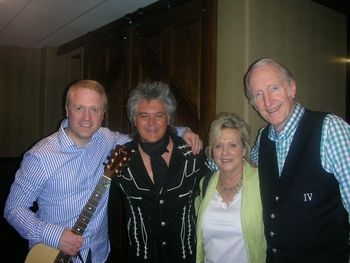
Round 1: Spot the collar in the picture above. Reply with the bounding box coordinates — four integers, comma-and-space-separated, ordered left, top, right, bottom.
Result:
58, 118, 100, 151
268, 103, 305, 142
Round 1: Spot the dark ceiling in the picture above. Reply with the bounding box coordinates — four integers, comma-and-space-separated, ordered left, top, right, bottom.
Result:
313, 0, 350, 15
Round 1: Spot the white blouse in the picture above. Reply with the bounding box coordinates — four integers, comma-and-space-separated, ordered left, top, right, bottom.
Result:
202, 189, 248, 263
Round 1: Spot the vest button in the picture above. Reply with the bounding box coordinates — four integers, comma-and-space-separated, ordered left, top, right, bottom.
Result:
162, 241, 167, 246
270, 213, 275, 219
159, 199, 165, 204
275, 196, 279, 202
272, 248, 277, 254
269, 231, 275, 237
161, 221, 166, 226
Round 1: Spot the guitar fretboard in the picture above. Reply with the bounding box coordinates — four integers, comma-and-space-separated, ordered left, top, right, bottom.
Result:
53, 145, 131, 262
72, 175, 111, 235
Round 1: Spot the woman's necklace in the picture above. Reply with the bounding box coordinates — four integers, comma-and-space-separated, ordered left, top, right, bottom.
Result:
219, 176, 243, 196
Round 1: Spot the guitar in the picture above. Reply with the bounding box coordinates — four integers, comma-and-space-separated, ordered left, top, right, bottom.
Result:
24, 145, 132, 263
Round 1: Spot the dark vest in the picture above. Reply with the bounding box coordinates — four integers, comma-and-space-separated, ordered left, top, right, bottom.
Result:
259, 110, 349, 263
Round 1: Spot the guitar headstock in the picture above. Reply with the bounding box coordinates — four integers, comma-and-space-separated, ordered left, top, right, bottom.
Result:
104, 145, 132, 179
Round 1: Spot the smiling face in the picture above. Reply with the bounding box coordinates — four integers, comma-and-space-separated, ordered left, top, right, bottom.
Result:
213, 128, 246, 176
249, 64, 296, 132
135, 99, 169, 143
65, 87, 105, 146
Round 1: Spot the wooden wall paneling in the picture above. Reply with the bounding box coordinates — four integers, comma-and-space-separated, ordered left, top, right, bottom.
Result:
40, 47, 72, 137
57, 0, 216, 143
134, 0, 217, 144
83, 29, 132, 133
104, 26, 138, 134
134, 24, 200, 129
71, 54, 83, 81
171, 19, 201, 130
122, 26, 137, 132
199, 0, 217, 142
105, 74, 129, 262
103, 31, 131, 262
135, 32, 165, 82
171, 78, 199, 129
56, 47, 84, 82
104, 34, 129, 133
84, 36, 108, 82
0, 46, 41, 157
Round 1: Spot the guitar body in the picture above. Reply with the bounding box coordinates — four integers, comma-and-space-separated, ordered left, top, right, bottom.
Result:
25, 243, 70, 263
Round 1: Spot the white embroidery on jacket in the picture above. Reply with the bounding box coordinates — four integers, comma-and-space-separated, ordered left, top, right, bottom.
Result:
167, 159, 199, 192
178, 144, 192, 156
138, 207, 148, 259
187, 203, 193, 255
180, 206, 187, 259
127, 167, 150, 191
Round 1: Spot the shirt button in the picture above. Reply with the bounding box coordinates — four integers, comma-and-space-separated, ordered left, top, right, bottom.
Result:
272, 248, 277, 254
270, 231, 275, 237
162, 241, 167, 246
159, 199, 165, 204
161, 221, 166, 226
270, 213, 275, 219
275, 196, 279, 202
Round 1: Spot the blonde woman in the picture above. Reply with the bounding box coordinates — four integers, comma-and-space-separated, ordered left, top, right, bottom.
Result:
196, 112, 266, 263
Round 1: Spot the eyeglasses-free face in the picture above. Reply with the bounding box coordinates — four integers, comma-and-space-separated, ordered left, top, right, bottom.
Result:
135, 99, 169, 143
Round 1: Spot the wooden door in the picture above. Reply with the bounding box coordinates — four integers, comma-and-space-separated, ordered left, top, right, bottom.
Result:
103, 0, 217, 142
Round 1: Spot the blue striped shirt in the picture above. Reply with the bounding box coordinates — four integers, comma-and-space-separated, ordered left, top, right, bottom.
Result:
4, 119, 186, 262
251, 103, 350, 212
4, 119, 131, 262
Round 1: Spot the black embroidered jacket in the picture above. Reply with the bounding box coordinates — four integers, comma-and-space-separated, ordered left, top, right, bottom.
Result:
108, 134, 211, 263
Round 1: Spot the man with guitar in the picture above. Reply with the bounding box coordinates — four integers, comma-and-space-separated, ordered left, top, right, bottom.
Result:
4, 79, 202, 263
108, 81, 212, 263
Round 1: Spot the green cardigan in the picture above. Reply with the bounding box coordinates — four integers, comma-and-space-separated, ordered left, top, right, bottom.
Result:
195, 161, 266, 263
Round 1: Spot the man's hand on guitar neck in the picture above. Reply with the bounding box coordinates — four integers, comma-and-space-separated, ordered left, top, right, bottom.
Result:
58, 228, 84, 256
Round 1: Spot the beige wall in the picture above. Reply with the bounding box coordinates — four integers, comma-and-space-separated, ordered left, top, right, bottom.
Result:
217, 0, 347, 142
0, 46, 41, 157
1, 0, 347, 156
39, 47, 75, 137
0, 45, 74, 157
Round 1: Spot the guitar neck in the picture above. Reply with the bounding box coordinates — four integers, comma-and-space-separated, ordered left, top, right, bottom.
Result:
72, 175, 111, 235
25, 146, 132, 263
